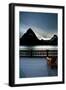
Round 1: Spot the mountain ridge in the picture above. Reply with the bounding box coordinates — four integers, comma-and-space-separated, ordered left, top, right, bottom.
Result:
20, 28, 58, 46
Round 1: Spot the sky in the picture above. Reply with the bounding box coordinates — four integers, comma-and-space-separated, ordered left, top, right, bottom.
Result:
19, 12, 58, 39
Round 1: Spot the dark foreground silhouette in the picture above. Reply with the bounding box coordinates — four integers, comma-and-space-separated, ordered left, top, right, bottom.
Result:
20, 28, 58, 46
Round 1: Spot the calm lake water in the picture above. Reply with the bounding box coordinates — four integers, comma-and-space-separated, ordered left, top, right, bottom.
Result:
19, 57, 57, 78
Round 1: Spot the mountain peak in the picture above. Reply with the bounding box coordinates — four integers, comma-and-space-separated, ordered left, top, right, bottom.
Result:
20, 28, 39, 45
20, 28, 58, 46
51, 34, 58, 40
27, 28, 33, 31
53, 34, 57, 38
26, 28, 34, 34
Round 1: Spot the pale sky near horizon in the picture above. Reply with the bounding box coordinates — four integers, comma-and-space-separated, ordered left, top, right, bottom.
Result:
19, 12, 58, 39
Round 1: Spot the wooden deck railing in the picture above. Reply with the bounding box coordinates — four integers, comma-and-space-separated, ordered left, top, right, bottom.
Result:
20, 50, 58, 57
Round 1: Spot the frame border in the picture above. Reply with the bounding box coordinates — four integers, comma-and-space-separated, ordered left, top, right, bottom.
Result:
9, 3, 65, 87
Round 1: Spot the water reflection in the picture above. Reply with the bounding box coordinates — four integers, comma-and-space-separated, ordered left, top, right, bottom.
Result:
20, 57, 57, 78
19, 46, 58, 78
19, 46, 58, 50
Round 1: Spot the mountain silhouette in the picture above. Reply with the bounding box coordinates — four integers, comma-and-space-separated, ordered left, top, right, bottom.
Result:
50, 35, 58, 45
20, 28, 58, 46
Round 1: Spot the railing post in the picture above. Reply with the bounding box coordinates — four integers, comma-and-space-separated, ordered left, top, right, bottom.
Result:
47, 50, 48, 57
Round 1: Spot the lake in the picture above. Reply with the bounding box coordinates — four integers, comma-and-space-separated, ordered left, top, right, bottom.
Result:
20, 46, 58, 50
19, 57, 57, 78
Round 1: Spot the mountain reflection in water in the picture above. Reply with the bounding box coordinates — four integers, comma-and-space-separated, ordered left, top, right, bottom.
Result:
20, 57, 57, 78
19, 46, 58, 78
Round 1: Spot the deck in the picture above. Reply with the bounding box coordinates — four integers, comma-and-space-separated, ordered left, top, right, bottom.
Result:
19, 46, 58, 57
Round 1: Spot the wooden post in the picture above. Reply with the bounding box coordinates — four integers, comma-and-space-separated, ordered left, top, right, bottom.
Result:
47, 50, 48, 57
